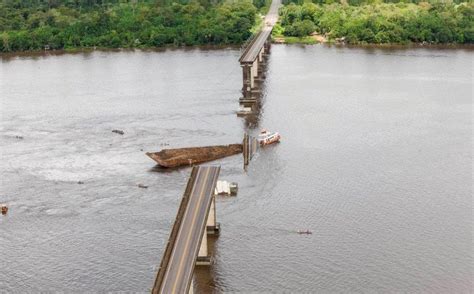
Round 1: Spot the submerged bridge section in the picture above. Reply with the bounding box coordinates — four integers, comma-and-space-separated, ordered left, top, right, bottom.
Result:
239, 0, 280, 102
152, 166, 220, 294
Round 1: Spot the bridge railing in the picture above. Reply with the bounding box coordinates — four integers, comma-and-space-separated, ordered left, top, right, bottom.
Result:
152, 167, 199, 294
240, 31, 260, 56
240, 14, 267, 52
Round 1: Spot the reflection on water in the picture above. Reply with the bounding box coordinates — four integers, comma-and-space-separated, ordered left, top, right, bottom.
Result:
1, 45, 472, 293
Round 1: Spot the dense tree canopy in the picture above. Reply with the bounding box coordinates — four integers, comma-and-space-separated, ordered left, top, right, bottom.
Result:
1, 0, 472, 52
278, 1, 474, 44
0, 0, 259, 52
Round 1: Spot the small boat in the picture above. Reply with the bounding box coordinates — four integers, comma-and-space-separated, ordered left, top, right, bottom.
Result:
257, 129, 281, 146
146, 144, 243, 168
297, 230, 312, 235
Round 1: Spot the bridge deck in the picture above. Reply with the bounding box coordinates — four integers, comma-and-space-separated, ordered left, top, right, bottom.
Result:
153, 166, 220, 294
239, 0, 281, 64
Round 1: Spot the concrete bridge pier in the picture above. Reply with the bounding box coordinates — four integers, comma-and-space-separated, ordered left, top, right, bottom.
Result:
264, 39, 271, 56
196, 195, 218, 266
206, 196, 220, 235
196, 229, 210, 266
240, 34, 272, 99
241, 64, 252, 97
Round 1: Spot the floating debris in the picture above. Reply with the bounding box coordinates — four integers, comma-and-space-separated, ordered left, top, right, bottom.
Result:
215, 181, 238, 196
112, 129, 124, 135
146, 144, 242, 168
77, 181, 84, 185
236, 106, 252, 116
297, 230, 312, 235
138, 183, 148, 189
1, 204, 8, 215
15, 135, 24, 140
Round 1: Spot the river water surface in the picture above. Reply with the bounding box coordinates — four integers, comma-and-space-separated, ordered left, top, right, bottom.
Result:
0, 45, 472, 293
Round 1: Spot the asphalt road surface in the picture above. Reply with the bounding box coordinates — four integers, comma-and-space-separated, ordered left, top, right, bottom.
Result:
158, 166, 220, 293
240, 0, 281, 63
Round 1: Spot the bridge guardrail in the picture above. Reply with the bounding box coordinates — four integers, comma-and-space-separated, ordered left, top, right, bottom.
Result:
152, 167, 199, 294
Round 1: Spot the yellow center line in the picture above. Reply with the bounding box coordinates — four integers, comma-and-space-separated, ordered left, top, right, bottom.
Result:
160, 168, 202, 292
171, 167, 211, 293
181, 168, 219, 288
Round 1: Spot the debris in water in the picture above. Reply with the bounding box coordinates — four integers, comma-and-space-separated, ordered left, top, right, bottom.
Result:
112, 130, 124, 135
215, 181, 238, 196
138, 183, 148, 189
15, 135, 24, 140
1, 204, 8, 215
146, 144, 243, 168
77, 181, 84, 184
297, 230, 312, 235
236, 106, 252, 116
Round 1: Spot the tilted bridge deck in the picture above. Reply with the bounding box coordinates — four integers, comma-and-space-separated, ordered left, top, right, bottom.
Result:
152, 166, 220, 294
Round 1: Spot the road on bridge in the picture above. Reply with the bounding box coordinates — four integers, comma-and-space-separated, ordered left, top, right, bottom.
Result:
265, 0, 281, 26
240, 0, 281, 64
156, 166, 220, 294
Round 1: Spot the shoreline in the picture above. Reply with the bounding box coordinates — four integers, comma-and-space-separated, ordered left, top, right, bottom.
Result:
272, 36, 474, 50
1, 42, 472, 59
0, 44, 243, 59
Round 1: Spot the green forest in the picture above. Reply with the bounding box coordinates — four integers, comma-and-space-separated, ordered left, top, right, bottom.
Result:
278, 1, 473, 44
0, 0, 266, 52
1, 0, 473, 52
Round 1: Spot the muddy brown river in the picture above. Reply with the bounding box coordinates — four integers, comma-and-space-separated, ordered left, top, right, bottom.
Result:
0, 45, 472, 292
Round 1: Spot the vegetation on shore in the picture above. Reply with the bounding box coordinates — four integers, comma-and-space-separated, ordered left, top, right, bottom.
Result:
277, 1, 474, 44
0, 0, 269, 52
1, 0, 472, 52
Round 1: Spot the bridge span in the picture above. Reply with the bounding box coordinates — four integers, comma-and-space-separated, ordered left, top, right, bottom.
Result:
152, 166, 220, 294
152, 2, 281, 292
239, 0, 281, 100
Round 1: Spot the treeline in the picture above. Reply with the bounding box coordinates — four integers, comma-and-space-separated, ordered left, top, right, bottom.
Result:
0, 0, 260, 52
279, 2, 474, 44
282, 0, 468, 6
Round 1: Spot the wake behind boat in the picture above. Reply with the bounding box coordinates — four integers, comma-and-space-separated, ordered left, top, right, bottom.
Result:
146, 144, 243, 168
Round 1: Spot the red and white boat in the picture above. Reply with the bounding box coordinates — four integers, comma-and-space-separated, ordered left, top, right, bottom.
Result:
257, 129, 281, 146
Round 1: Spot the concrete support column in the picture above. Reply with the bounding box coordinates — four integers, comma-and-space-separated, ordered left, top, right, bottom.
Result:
252, 59, 258, 79
242, 64, 252, 97
264, 39, 271, 54
250, 64, 255, 89
198, 229, 208, 258
207, 198, 216, 228
258, 49, 263, 62
206, 196, 219, 235
196, 228, 210, 265
188, 282, 194, 294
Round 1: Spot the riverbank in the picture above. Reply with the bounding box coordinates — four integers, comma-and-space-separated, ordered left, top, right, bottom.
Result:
2, 42, 473, 61
272, 35, 474, 49
0, 1, 259, 53
0, 45, 244, 60
2, 1, 472, 53
278, 2, 473, 45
